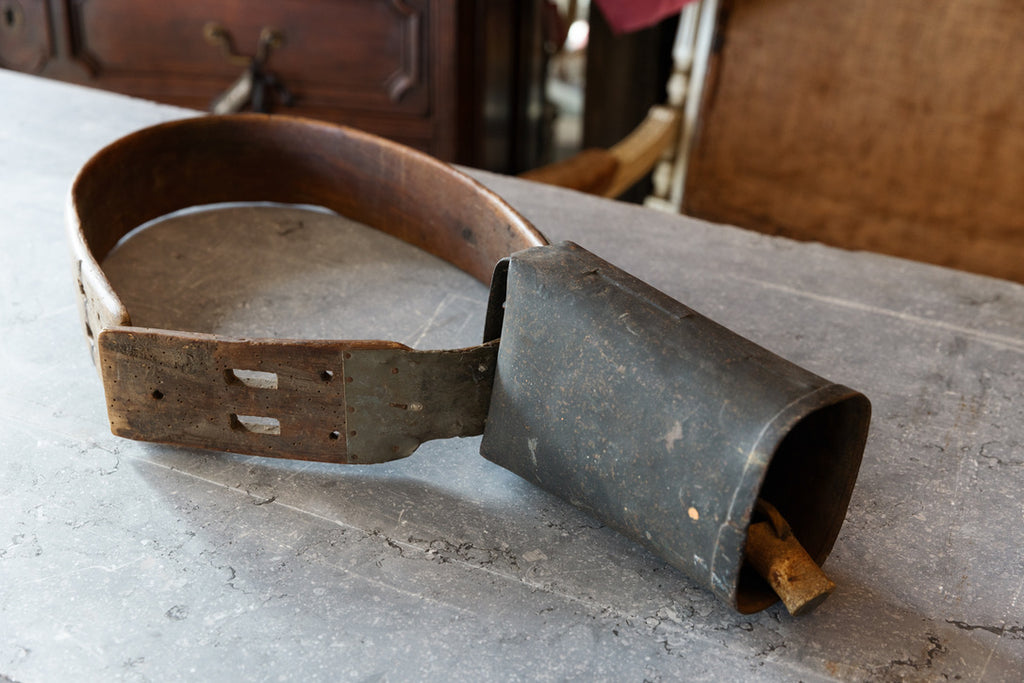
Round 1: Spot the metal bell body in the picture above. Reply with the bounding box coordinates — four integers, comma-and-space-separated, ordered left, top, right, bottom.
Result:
481, 242, 871, 612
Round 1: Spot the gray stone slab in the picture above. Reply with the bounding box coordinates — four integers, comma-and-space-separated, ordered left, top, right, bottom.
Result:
1, 70, 1022, 681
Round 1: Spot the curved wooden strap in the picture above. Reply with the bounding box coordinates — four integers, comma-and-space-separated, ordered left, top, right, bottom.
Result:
67, 114, 548, 463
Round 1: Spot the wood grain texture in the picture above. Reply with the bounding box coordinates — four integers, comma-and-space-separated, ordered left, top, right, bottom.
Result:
68, 114, 546, 462
69, 115, 546, 296
685, 0, 1024, 282
1, 0, 547, 169
68, 0, 429, 114
99, 328, 498, 464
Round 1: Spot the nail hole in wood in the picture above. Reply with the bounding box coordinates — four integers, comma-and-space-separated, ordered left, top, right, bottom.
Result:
320, 370, 334, 382
152, 389, 164, 400
329, 430, 340, 440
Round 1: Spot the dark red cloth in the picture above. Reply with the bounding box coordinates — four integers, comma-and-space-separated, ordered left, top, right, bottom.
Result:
593, 0, 698, 34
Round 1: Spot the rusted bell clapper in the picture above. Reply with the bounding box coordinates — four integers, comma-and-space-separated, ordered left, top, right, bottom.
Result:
480, 242, 871, 615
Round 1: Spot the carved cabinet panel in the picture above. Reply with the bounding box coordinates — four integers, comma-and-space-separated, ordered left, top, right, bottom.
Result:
69, 0, 429, 114
0, 0, 545, 171
0, 0, 50, 72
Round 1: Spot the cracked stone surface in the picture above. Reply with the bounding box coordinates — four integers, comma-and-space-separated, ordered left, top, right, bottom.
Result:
1, 71, 1023, 681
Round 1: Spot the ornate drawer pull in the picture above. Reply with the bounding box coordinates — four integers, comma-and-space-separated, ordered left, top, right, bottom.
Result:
203, 22, 292, 114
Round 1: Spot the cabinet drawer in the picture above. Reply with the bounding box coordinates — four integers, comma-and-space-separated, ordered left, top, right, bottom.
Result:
1, 0, 545, 172
71, 0, 430, 116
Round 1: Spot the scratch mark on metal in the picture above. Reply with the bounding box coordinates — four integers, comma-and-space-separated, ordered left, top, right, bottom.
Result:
663, 421, 683, 452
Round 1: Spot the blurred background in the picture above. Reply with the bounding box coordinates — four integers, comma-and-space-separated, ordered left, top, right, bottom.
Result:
3, 0, 1023, 283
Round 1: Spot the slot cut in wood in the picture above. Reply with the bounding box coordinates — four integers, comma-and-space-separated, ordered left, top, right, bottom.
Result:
226, 368, 278, 389
231, 414, 281, 435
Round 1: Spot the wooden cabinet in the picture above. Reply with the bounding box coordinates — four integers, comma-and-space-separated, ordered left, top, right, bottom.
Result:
0, 0, 546, 172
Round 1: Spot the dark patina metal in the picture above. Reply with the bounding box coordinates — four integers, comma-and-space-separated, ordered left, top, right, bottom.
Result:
481, 242, 871, 613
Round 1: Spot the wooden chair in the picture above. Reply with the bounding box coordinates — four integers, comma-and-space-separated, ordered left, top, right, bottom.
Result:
522, 1, 719, 201
520, 104, 680, 197
684, 0, 1024, 283
527, 0, 1024, 284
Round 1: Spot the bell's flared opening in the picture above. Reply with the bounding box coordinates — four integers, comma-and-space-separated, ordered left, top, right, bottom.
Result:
735, 391, 871, 614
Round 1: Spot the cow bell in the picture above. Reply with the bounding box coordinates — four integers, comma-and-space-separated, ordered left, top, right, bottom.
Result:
480, 242, 871, 614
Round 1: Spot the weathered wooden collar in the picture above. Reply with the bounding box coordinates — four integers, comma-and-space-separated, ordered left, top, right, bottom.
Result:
68, 114, 547, 464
